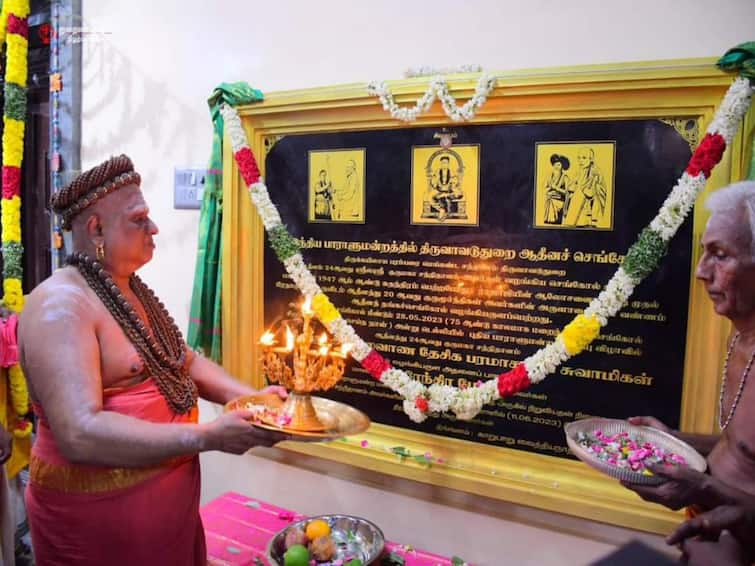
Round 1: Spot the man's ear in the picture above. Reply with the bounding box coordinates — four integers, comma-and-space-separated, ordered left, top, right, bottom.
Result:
85, 214, 104, 245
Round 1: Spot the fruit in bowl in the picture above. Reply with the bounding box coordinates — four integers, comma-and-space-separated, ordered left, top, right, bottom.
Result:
283, 543, 310, 566
284, 527, 308, 549
268, 514, 384, 566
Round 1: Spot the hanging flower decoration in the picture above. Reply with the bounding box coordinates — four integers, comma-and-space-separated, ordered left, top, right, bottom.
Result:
0, 0, 31, 436
221, 66, 753, 423
367, 73, 496, 123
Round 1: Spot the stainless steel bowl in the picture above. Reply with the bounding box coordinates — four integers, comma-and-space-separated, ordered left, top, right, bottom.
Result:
267, 514, 385, 565
564, 417, 707, 485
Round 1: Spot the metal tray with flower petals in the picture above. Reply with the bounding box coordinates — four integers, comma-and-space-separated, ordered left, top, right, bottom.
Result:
224, 394, 370, 442
564, 418, 707, 485
267, 514, 385, 566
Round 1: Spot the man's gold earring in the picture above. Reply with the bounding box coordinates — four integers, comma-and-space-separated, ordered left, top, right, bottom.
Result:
95, 242, 105, 261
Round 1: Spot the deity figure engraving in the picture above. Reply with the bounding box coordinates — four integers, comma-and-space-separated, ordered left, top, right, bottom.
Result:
422, 150, 467, 221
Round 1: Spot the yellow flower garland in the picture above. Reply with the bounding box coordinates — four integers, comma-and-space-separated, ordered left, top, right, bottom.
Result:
1, 196, 21, 241
560, 314, 601, 356
3, 279, 24, 312
8, 364, 27, 417
5, 33, 27, 86
2, 118, 24, 167
313, 293, 340, 324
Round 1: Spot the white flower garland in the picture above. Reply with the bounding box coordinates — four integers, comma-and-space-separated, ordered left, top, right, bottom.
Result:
367, 73, 496, 123
224, 76, 753, 423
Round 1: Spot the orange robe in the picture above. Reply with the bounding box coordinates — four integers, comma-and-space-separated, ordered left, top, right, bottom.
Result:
26, 379, 206, 566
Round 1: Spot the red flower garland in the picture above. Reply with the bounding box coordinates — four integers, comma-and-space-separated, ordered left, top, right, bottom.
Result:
2, 167, 21, 199
686, 133, 726, 178
234, 147, 260, 185
7, 14, 28, 37
497, 363, 531, 398
415, 397, 429, 412
362, 350, 392, 381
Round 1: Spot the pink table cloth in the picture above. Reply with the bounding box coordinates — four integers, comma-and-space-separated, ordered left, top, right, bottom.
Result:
201, 491, 458, 566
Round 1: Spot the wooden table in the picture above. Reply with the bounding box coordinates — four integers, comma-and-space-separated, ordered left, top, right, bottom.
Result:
201, 491, 460, 565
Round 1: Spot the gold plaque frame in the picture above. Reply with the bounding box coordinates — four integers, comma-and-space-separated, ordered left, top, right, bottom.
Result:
222, 59, 755, 533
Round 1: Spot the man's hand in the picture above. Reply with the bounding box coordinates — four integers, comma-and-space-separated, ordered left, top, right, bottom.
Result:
680, 531, 747, 566
203, 410, 290, 454
667, 506, 749, 546
258, 385, 288, 400
621, 464, 711, 510
0, 425, 12, 465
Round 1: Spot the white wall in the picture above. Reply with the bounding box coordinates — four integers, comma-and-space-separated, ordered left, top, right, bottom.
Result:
80, 1, 755, 564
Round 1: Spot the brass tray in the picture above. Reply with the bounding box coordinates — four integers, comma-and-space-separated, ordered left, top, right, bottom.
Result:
224, 394, 371, 442
565, 417, 707, 485
267, 514, 385, 565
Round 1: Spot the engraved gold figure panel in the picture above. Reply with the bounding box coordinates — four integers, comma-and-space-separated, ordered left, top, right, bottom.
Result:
534, 142, 616, 230
411, 144, 480, 226
308, 149, 366, 223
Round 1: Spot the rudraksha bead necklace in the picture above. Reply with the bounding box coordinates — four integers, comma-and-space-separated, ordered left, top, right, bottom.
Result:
67, 252, 198, 414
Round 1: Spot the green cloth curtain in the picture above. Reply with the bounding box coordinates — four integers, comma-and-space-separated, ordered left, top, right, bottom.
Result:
717, 42, 755, 180
187, 82, 263, 361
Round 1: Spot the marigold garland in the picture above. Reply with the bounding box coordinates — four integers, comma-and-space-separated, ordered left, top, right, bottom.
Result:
0, 0, 31, 444
312, 293, 340, 325
221, 53, 754, 423
560, 315, 601, 356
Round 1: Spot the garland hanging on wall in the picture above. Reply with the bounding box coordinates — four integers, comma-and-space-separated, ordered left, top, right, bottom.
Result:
367, 73, 496, 122
0, 0, 32, 439
222, 62, 753, 423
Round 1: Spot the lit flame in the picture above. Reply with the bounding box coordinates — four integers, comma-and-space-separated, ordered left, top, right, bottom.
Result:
260, 331, 275, 346
318, 333, 330, 356
284, 326, 295, 351
302, 297, 313, 315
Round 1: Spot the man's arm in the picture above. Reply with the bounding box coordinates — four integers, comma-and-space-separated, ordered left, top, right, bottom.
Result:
187, 349, 287, 406
20, 289, 281, 468
187, 351, 255, 405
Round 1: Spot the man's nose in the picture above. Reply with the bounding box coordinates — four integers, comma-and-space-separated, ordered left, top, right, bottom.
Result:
695, 256, 709, 280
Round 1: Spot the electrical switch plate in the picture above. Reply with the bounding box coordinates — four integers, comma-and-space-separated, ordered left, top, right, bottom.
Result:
174, 168, 207, 209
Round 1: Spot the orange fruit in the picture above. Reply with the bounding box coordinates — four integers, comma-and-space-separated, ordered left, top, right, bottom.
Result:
305, 519, 330, 540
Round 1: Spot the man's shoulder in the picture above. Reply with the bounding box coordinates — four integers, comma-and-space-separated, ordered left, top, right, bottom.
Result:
23, 268, 95, 323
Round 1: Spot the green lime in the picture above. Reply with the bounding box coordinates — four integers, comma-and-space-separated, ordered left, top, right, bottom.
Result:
283, 543, 310, 566
345, 559, 363, 566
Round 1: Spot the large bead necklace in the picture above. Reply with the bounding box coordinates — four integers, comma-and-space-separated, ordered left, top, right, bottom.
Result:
67, 252, 198, 414
719, 332, 755, 430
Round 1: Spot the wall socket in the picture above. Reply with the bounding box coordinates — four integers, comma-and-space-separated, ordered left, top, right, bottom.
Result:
174, 168, 207, 209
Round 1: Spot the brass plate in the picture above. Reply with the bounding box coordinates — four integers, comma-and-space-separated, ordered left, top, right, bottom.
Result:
225, 394, 371, 442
